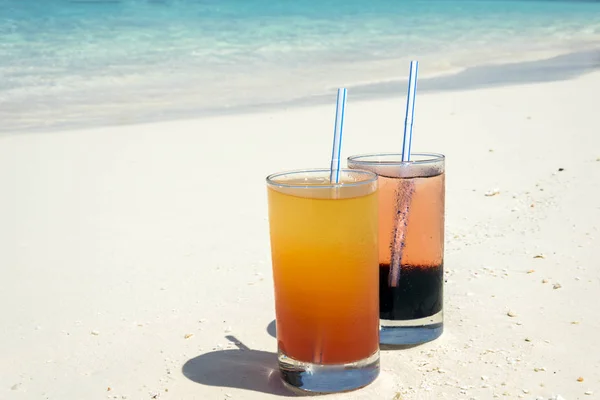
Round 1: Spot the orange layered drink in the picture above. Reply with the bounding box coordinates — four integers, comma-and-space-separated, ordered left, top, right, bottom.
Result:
266, 168, 380, 392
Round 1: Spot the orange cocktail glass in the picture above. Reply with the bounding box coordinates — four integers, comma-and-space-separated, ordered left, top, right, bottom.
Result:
266, 168, 379, 393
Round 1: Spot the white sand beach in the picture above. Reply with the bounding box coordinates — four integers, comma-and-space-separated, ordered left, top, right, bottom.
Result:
1, 69, 599, 400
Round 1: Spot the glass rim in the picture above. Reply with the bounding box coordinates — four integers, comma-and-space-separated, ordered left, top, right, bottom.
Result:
347, 152, 445, 166
266, 168, 378, 189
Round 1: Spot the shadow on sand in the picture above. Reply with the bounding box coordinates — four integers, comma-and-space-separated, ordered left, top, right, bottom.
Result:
182, 335, 296, 397
267, 319, 277, 338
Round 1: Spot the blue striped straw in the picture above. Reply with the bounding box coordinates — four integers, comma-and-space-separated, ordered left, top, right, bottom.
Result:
329, 87, 347, 183
402, 61, 419, 162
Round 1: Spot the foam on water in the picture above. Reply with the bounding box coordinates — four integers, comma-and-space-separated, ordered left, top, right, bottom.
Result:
1, 0, 600, 132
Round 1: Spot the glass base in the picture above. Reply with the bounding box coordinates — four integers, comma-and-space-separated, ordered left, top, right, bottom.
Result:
278, 350, 380, 394
380, 311, 443, 346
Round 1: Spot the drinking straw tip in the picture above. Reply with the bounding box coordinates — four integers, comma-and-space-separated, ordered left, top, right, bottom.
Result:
329, 88, 347, 183
402, 61, 419, 162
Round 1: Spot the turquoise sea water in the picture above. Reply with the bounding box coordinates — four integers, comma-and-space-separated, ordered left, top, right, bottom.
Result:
1, 0, 600, 132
